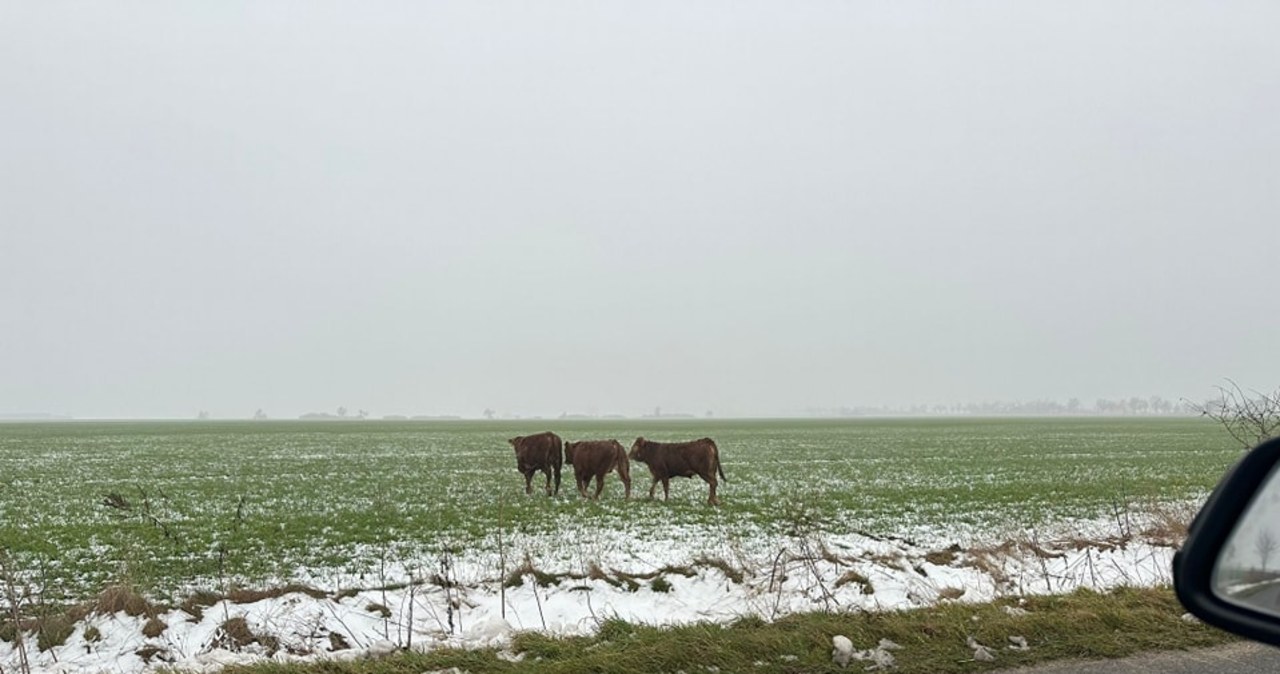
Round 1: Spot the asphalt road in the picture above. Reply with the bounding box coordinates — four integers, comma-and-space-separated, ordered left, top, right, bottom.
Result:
1236, 585, 1280, 614
1011, 642, 1280, 674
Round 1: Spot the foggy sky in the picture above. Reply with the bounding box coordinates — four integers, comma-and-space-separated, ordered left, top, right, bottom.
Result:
3, 2, 1279, 419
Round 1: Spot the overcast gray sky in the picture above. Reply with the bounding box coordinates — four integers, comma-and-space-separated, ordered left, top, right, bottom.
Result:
2, 1, 1279, 419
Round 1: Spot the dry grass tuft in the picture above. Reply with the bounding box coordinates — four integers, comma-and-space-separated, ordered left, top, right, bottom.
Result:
213, 616, 279, 654
328, 632, 351, 651
659, 564, 697, 578
834, 570, 875, 594
607, 569, 642, 592
142, 617, 168, 638
227, 583, 327, 604
1139, 501, 1194, 548
504, 559, 561, 588
924, 544, 961, 566
959, 547, 1012, 586
585, 562, 610, 582
92, 584, 152, 617
818, 542, 851, 566
867, 551, 905, 568
179, 590, 223, 620
694, 556, 745, 584
35, 614, 74, 652
217, 616, 257, 649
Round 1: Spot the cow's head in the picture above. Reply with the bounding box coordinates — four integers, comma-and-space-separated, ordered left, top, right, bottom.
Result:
564, 441, 577, 463
507, 437, 522, 454
629, 437, 652, 462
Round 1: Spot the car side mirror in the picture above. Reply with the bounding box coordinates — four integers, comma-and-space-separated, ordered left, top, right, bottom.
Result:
1175, 436, 1280, 646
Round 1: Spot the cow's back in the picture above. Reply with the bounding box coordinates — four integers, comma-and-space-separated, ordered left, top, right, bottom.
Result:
516, 431, 563, 469
569, 440, 621, 475
655, 439, 715, 478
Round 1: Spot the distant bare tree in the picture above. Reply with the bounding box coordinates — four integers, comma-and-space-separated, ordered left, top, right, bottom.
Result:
483, 408, 495, 420
337, 406, 348, 418
1257, 530, 1278, 573
1194, 380, 1280, 450
253, 409, 267, 420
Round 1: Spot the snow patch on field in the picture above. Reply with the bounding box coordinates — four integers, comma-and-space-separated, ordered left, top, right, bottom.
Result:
0, 512, 1181, 674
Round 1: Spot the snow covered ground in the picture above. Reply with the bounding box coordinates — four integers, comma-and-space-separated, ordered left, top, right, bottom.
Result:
0, 511, 1182, 674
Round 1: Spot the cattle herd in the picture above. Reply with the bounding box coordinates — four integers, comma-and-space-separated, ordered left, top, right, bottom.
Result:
506, 432, 727, 506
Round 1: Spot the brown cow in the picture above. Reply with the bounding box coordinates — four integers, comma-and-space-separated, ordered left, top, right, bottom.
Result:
628, 437, 726, 506
507, 432, 563, 496
564, 440, 631, 500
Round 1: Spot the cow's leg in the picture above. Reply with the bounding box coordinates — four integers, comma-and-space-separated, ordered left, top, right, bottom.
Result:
661, 478, 671, 500
620, 469, 632, 499
523, 470, 534, 495
577, 472, 589, 498
702, 472, 721, 506
647, 476, 659, 499
543, 468, 554, 496
592, 474, 605, 500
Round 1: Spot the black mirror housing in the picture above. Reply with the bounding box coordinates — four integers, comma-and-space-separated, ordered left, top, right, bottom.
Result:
1175, 436, 1280, 646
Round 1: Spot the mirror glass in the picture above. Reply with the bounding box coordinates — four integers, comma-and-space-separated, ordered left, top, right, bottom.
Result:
1213, 460, 1280, 617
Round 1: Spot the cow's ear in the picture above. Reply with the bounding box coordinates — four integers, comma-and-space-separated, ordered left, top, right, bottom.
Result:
507, 437, 518, 446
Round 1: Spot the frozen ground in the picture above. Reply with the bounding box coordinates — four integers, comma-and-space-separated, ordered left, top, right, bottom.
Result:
0, 511, 1184, 674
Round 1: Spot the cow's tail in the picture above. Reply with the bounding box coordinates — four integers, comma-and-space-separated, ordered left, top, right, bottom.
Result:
553, 438, 564, 494
615, 444, 630, 477
711, 438, 727, 483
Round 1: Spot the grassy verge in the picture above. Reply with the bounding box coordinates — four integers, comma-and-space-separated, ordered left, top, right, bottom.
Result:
214, 586, 1233, 674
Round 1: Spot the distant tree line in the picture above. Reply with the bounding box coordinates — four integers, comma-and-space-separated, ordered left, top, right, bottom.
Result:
834, 395, 1198, 417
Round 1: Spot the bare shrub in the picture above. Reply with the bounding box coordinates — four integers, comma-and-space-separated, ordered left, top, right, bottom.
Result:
1194, 380, 1280, 450
0, 550, 31, 674
100, 488, 179, 543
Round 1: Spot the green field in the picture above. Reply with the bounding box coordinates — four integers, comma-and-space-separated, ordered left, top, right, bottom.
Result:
0, 417, 1240, 602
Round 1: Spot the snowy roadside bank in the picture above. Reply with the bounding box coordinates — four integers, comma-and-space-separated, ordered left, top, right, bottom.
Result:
0, 510, 1185, 674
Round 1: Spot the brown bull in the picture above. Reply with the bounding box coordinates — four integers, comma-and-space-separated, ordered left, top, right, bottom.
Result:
508, 432, 563, 496
628, 437, 726, 506
564, 439, 631, 500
